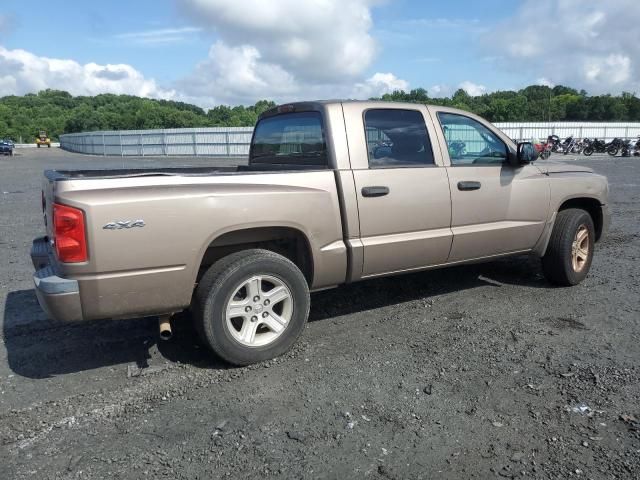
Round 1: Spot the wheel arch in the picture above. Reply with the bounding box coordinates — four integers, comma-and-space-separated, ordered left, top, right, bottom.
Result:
557, 197, 604, 242
534, 195, 605, 257
195, 225, 315, 288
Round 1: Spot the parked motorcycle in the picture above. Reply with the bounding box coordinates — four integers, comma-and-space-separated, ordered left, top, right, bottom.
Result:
633, 136, 640, 157
583, 138, 607, 156
620, 138, 633, 157
562, 136, 583, 155
538, 139, 553, 159
607, 137, 625, 156
547, 135, 561, 153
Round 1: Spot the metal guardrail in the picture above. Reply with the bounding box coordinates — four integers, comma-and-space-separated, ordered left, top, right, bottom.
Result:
59, 123, 640, 157
60, 127, 253, 157
495, 122, 640, 143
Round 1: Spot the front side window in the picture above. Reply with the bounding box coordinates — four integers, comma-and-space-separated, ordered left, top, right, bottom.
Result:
437, 112, 507, 166
250, 111, 326, 166
364, 109, 435, 168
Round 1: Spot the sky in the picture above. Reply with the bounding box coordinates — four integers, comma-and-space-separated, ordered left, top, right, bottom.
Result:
0, 0, 638, 108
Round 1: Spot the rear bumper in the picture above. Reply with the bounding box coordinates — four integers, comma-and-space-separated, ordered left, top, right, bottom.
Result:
31, 237, 84, 322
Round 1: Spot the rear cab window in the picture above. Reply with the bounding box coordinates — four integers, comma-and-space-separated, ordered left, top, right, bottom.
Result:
364, 109, 435, 168
250, 111, 327, 167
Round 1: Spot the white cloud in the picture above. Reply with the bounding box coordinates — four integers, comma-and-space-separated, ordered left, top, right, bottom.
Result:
429, 84, 452, 98
458, 81, 486, 96
352, 72, 409, 98
177, 0, 409, 105
428, 82, 488, 98
536, 77, 555, 88
114, 27, 202, 45
486, 0, 640, 94
0, 46, 175, 99
176, 41, 297, 106
1, 1, 412, 107
181, 0, 376, 81
399, 18, 481, 29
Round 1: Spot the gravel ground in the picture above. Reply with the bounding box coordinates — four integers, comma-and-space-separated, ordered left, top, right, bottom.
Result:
1, 148, 639, 479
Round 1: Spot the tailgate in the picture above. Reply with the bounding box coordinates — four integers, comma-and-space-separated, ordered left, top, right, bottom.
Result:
42, 172, 56, 240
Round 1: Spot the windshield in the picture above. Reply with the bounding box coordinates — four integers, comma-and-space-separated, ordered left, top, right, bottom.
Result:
250, 111, 327, 166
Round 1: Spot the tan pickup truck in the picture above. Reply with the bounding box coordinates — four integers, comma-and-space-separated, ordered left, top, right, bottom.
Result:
32, 101, 610, 365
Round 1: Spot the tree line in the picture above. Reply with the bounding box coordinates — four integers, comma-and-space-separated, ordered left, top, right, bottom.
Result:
0, 90, 276, 142
377, 85, 640, 124
1, 86, 640, 142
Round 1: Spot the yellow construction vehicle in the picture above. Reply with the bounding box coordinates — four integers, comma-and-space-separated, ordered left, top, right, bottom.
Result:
36, 130, 51, 148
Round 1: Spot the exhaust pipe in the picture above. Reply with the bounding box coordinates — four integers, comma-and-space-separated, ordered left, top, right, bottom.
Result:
158, 315, 173, 341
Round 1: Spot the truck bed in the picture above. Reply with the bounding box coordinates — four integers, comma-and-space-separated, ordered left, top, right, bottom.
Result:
44, 163, 326, 181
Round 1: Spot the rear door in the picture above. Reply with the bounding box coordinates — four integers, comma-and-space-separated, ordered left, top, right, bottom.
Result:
429, 108, 549, 262
342, 103, 452, 277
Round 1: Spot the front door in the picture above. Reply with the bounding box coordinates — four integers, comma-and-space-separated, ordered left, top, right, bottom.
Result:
433, 110, 549, 262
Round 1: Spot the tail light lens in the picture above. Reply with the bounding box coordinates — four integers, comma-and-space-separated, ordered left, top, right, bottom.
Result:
53, 203, 87, 262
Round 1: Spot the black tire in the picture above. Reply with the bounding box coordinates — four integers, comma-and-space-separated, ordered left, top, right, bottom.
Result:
47, 144, 51, 148
193, 249, 310, 366
607, 146, 618, 156
583, 146, 593, 156
542, 209, 595, 286
37, 144, 40, 148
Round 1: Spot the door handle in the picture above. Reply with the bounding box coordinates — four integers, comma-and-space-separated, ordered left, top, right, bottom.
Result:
457, 181, 481, 191
361, 186, 390, 197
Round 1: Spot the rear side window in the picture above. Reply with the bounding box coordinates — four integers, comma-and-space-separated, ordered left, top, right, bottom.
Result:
364, 109, 435, 168
250, 111, 326, 166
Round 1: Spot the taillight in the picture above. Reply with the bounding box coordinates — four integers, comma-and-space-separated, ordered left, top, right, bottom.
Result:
53, 203, 87, 262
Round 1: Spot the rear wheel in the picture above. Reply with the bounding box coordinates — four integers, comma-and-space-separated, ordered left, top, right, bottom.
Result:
607, 146, 618, 156
193, 249, 310, 366
542, 209, 595, 286
583, 146, 593, 156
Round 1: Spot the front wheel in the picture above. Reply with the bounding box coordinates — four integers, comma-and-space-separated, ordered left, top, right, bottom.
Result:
607, 146, 619, 156
193, 249, 310, 366
542, 209, 595, 286
583, 146, 593, 156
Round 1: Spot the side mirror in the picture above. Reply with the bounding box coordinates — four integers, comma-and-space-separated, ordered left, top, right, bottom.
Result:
516, 142, 537, 164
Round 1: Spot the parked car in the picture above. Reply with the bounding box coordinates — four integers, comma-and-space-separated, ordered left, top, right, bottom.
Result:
0, 138, 15, 156
31, 101, 610, 365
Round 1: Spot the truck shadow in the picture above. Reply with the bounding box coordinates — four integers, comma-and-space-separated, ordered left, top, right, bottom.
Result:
309, 255, 546, 321
3, 255, 546, 378
2, 290, 225, 379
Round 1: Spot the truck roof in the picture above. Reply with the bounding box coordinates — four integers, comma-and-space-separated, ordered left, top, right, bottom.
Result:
260, 100, 468, 120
